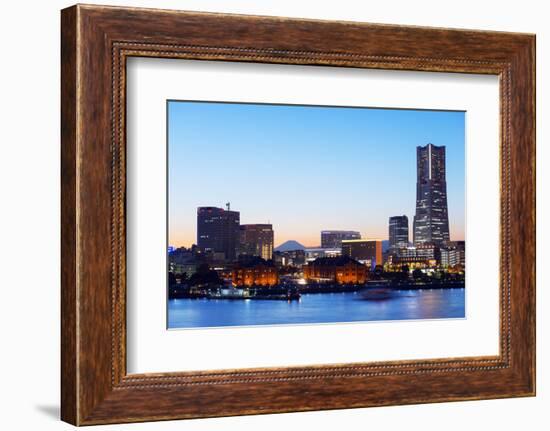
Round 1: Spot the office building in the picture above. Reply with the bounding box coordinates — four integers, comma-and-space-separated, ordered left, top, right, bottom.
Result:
239, 224, 274, 261
413, 143, 450, 246
388, 244, 439, 268
341, 239, 383, 267
389, 215, 409, 249
197, 205, 240, 262
305, 247, 342, 263
273, 249, 306, 267
440, 241, 466, 268
321, 230, 361, 248
168, 247, 200, 276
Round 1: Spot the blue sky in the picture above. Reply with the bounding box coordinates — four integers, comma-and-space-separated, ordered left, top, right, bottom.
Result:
168, 101, 465, 248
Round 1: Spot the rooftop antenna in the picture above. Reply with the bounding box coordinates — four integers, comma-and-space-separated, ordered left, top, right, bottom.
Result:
226, 202, 230, 211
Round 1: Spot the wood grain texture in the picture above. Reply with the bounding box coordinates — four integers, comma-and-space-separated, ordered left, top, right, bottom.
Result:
60, 4, 536, 425
60, 5, 78, 425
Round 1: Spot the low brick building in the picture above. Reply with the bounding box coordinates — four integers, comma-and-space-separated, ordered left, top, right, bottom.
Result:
303, 256, 368, 284
232, 257, 279, 287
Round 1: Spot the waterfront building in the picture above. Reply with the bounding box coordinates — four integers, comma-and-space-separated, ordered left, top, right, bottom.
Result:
303, 256, 368, 284
415, 244, 439, 260
232, 257, 279, 287
389, 215, 409, 250
168, 247, 201, 276
239, 224, 274, 261
197, 205, 240, 262
451, 240, 466, 253
320, 230, 361, 248
341, 239, 383, 267
389, 244, 439, 268
305, 247, 342, 263
413, 143, 450, 246
273, 249, 306, 267
440, 241, 465, 268
440, 248, 460, 268
169, 261, 200, 277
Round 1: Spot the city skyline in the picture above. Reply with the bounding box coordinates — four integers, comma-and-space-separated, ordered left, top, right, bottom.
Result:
169, 101, 465, 248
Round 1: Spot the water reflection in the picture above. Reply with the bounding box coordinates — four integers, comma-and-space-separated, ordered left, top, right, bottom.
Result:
168, 288, 465, 329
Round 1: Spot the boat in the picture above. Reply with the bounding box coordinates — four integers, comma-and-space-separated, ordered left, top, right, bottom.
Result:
358, 278, 465, 299
250, 291, 301, 301
359, 287, 395, 300
207, 288, 249, 300
207, 288, 300, 301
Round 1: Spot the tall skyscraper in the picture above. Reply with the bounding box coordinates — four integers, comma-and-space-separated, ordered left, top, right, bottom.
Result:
413, 143, 450, 246
197, 206, 240, 262
321, 230, 361, 248
239, 224, 274, 261
389, 215, 409, 249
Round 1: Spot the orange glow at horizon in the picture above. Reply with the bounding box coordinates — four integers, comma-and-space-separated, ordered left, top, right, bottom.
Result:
169, 226, 466, 249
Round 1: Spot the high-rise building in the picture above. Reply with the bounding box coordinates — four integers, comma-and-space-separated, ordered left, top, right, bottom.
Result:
320, 230, 361, 248
239, 224, 274, 261
197, 206, 240, 262
341, 239, 383, 267
389, 215, 409, 249
413, 143, 450, 246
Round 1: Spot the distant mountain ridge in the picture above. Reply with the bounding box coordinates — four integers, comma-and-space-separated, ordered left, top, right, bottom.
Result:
274, 240, 306, 252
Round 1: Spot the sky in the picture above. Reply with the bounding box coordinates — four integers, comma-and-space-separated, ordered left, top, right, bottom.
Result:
168, 101, 465, 248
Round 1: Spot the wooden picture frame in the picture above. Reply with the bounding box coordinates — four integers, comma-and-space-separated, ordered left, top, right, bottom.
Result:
61, 4, 535, 425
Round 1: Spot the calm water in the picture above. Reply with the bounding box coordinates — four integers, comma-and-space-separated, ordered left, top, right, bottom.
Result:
168, 288, 465, 329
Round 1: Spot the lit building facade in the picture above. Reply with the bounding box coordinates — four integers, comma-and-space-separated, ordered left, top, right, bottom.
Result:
273, 249, 306, 267
168, 247, 200, 276
303, 256, 368, 284
388, 244, 439, 268
197, 206, 240, 262
239, 224, 274, 261
321, 230, 361, 248
440, 241, 465, 268
389, 215, 409, 249
232, 258, 279, 287
305, 247, 342, 263
341, 239, 383, 267
413, 144, 450, 246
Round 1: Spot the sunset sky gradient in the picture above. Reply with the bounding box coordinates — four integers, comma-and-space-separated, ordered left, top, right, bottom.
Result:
168, 101, 465, 248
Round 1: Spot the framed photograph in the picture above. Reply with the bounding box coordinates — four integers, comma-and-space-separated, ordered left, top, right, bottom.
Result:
165, 101, 466, 330
61, 4, 535, 425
